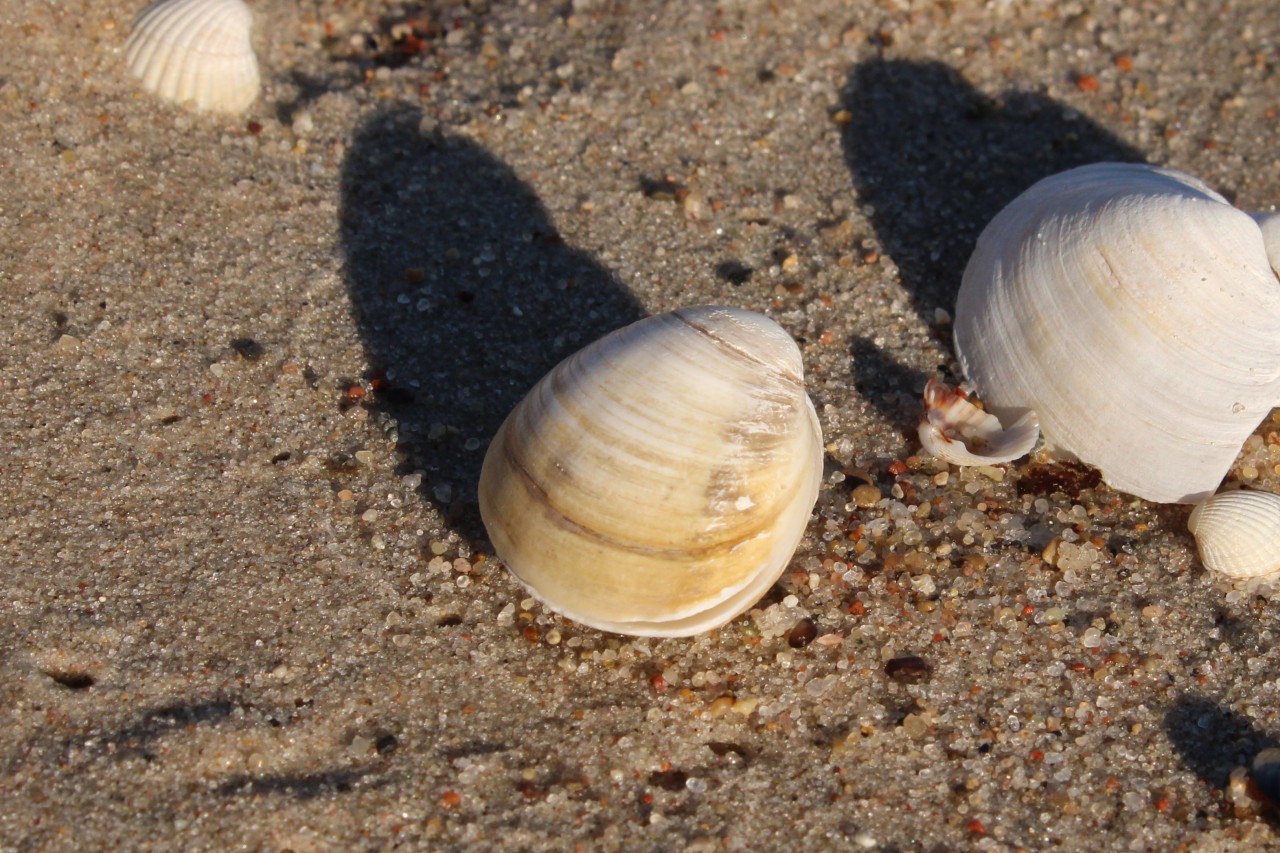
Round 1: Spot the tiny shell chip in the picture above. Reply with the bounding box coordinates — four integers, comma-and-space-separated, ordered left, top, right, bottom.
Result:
1187, 490, 1280, 580
125, 0, 260, 114
917, 378, 1039, 466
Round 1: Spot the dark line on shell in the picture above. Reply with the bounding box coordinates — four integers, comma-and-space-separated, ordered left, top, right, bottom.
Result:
672, 309, 803, 386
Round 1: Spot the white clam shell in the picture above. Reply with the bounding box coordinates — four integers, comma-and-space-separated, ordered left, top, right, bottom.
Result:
124, 0, 260, 114
1188, 490, 1280, 579
1251, 212, 1280, 276
478, 306, 823, 638
955, 162, 1280, 504
917, 378, 1039, 466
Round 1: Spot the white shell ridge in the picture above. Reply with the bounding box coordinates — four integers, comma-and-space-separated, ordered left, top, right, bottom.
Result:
1188, 490, 1280, 579
917, 378, 1039, 466
125, 0, 260, 114
955, 162, 1280, 504
478, 306, 824, 638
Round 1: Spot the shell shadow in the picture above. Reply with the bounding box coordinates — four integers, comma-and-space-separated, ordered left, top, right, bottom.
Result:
1163, 694, 1280, 787
840, 59, 1145, 435
841, 58, 1146, 321
847, 334, 932, 438
339, 105, 644, 542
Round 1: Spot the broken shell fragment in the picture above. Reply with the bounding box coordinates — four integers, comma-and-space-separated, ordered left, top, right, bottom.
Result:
1187, 490, 1280, 580
478, 306, 823, 638
124, 0, 260, 114
955, 162, 1280, 504
917, 378, 1039, 466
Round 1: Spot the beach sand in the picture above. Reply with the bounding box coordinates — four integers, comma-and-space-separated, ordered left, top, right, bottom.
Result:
4, 0, 1280, 849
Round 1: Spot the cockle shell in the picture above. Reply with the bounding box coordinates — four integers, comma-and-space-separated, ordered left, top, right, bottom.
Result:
917, 378, 1039, 466
478, 306, 823, 638
1187, 490, 1280, 580
124, 0, 260, 114
955, 162, 1280, 504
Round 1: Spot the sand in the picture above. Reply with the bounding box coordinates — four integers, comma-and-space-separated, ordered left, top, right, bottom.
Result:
4, 0, 1280, 849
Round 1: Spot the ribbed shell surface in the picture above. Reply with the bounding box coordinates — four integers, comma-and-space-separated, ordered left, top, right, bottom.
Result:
478, 306, 823, 637
124, 0, 259, 114
955, 163, 1280, 504
1188, 490, 1280, 579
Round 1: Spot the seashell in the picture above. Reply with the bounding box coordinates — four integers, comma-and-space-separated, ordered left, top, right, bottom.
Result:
1250, 212, 1280, 275
955, 162, 1280, 504
1187, 490, 1280, 580
124, 0, 260, 114
1251, 747, 1280, 807
917, 378, 1039, 466
478, 306, 823, 638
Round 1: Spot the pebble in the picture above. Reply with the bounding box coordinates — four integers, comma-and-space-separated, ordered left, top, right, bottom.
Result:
804, 675, 837, 697
786, 617, 818, 648
851, 483, 882, 507
902, 713, 929, 738
885, 655, 932, 684
52, 333, 80, 353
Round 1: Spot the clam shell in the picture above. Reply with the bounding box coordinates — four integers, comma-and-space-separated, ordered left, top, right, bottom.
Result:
917, 378, 1039, 466
478, 306, 823, 638
1251, 212, 1280, 276
955, 163, 1280, 504
124, 0, 260, 114
1187, 490, 1280, 580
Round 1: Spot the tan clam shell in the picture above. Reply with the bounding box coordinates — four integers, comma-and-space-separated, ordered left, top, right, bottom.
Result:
124, 0, 260, 114
1188, 490, 1280, 580
478, 306, 823, 637
955, 163, 1280, 504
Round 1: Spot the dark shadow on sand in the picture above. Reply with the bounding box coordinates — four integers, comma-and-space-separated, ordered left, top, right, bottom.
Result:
841, 59, 1146, 324
339, 105, 644, 541
840, 60, 1144, 432
1163, 694, 1279, 787
215, 768, 382, 799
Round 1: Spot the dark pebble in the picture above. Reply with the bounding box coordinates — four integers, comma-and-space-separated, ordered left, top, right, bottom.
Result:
885, 655, 932, 684
230, 337, 265, 360
647, 769, 689, 791
375, 733, 399, 756
786, 617, 818, 648
45, 669, 95, 689
708, 741, 751, 766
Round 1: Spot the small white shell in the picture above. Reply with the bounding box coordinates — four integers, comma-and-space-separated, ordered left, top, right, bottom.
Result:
478, 306, 823, 638
1188, 490, 1280, 579
917, 378, 1039, 466
956, 163, 1280, 504
124, 0, 260, 114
